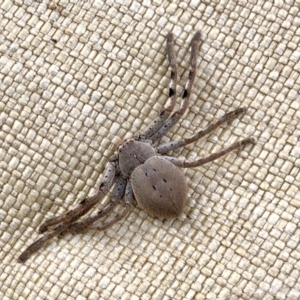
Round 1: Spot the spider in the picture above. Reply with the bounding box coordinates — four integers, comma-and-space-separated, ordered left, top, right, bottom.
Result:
18, 31, 255, 262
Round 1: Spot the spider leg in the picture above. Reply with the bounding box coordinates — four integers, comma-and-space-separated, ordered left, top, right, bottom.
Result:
149, 31, 201, 142
164, 137, 256, 168
140, 32, 178, 139
18, 161, 117, 263
39, 161, 116, 233
18, 227, 64, 263
84, 181, 133, 232
157, 107, 247, 154
18, 189, 112, 263
61, 177, 127, 234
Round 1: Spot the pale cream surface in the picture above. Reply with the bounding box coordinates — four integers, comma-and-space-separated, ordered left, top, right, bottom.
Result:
0, 1, 299, 299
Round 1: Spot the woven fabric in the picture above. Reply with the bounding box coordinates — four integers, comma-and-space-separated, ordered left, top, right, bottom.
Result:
1, 1, 299, 299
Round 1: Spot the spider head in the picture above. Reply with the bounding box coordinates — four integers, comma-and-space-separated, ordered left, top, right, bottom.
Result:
118, 139, 156, 177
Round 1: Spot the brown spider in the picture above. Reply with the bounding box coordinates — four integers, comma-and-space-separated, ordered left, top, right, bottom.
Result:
18, 32, 255, 262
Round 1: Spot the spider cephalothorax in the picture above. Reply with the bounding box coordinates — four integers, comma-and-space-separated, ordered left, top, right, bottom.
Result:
18, 32, 255, 262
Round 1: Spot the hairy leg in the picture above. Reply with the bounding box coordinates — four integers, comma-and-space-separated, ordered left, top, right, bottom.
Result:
157, 107, 247, 154
18, 189, 112, 263
39, 161, 116, 233
164, 137, 255, 168
87, 181, 134, 231
61, 177, 127, 234
18, 161, 117, 263
150, 31, 201, 142
140, 32, 178, 139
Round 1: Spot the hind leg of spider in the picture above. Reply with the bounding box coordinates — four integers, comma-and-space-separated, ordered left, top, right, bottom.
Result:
61, 178, 128, 234
17, 177, 125, 263
18, 190, 111, 263
89, 181, 133, 231
18, 161, 116, 262
18, 226, 64, 263
18, 187, 111, 262
67, 181, 134, 234
39, 161, 116, 234
157, 107, 247, 154
164, 137, 256, 168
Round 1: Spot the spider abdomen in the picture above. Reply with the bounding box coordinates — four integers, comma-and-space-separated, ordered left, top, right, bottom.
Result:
131, 156, 188, 218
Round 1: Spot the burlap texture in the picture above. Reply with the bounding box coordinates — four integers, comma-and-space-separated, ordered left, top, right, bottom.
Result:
1, 1, 299, 299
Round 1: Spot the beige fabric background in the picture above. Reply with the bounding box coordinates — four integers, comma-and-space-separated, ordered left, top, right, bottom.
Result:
1, 0, 299, 299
